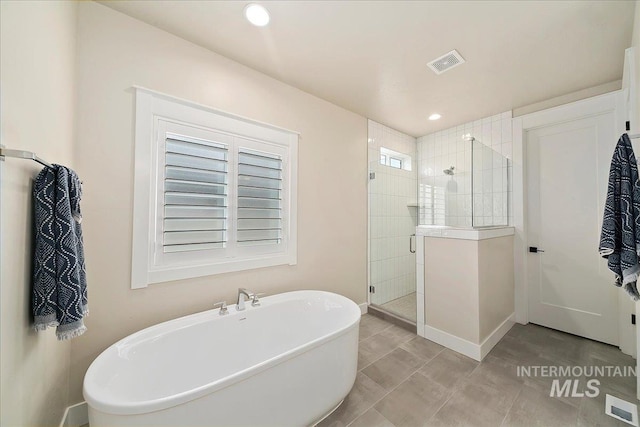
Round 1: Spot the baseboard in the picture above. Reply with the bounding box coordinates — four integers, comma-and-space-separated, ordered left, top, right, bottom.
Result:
359, 303, 368, 315
422, 313, 515, 362
423, 324, 482, 361
60, 401, 88, 427
479, 313, 516, 360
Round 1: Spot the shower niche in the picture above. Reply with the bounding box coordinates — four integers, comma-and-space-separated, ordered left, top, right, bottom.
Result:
418, 137, 509, 228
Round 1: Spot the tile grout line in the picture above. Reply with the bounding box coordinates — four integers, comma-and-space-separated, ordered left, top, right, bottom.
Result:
357, 324, 408, 371
499, 385, 523, 427
347, 344, 447, 426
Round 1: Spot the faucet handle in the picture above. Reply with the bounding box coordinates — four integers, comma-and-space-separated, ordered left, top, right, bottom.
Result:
214, 301, 228, 315
251, 293, 266, 307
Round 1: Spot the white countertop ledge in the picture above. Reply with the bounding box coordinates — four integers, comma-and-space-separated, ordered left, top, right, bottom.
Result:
416, 226, 515, 241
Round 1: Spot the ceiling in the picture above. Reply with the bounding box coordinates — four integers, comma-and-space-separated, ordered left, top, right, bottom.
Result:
101, 1, 635, 137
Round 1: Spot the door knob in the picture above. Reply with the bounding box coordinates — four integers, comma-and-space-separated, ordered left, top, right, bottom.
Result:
529, 246, 545, 253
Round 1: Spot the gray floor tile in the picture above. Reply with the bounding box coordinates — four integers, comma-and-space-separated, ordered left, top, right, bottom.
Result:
468, 355, 524, 396
362, 348, 426, 391
374, 371, 451, 427
358, 324, 416, 370
378, 324, 416, 346
358, 334, 400, 370
487, 334, 543, 366
359, 314, 392, 341
502, 385, 579, 427
318, 372, 387, 427
419, 348, 479, 390
428, 381, 515, 427
348, 408, 395, 427
342, 315, 635, 427
400, 336, 444, 361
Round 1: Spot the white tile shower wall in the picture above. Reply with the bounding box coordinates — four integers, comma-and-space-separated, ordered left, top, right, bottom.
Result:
417, 111, 513, 227
368, 120, 417, 306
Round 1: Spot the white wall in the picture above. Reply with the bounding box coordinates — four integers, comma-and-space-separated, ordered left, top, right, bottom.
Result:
368, 120, 417, 306
68, 2, 367, 403
0, 1, 78, 425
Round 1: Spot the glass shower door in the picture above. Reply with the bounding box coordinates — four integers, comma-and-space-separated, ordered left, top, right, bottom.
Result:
368, 120, 417, 323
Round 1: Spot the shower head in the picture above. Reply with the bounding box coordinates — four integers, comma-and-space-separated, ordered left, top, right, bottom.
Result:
443, 166, 455, 175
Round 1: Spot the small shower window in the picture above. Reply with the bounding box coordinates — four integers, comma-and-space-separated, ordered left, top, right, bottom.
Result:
379, 147, 412, 171
389, 157, 403, 169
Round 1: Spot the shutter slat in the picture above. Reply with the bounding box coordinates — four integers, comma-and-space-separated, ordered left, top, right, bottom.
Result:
165, 192, 226, 207
237, 229, 281, 242
237, 240, 281, 247
167, 153, 227, 173
165, 180, 226, 195
238, 152, 282, 170
164, 242, 224, 253
166, 166, 226, 184
238, 164, 281, 180
164, 218, 226, 232
238, 175, 282, 190
238, 197, 281, 209
165, 206, 226, 219
167, 138, 227, 161
164, 230, 225, 245
238, 187, 280, 199
237, 208, 282, 219
238, 218, 281, 230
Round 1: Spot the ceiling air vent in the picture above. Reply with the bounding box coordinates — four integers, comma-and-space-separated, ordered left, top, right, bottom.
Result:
427, 50, 465, 75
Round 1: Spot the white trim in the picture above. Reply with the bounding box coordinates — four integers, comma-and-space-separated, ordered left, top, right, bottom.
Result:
132, 86, 300, 136
359, 303, 368, 315
422, 313, 515, 361
416, 225, 514, 241
422, 324, 483, 361
59, 402, 88, 427
512, 91, 621, 325
479, 313, 516, 360
416, 234, 425, 337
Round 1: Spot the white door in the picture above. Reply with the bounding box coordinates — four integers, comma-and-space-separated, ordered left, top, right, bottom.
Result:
526, 111, 618, 345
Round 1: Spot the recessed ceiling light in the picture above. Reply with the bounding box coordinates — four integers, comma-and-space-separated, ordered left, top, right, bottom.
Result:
244, 3, 270, 27
429, 114, 441, 121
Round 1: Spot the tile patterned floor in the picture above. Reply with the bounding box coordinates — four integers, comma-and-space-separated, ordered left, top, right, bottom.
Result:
319, 314, 637, 427
380, 293, 417, 323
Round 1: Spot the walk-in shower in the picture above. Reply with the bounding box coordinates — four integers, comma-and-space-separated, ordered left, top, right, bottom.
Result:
419, 136, 509, 228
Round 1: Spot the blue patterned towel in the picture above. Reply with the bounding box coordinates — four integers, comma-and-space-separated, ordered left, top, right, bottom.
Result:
33, 165, 88, 340
599, 134, 640, 300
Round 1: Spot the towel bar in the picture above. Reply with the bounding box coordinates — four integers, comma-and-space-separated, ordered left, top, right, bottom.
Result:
0, 147, 53, 168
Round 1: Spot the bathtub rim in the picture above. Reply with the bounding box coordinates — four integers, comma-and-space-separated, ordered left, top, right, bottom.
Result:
83, 290, 361, 416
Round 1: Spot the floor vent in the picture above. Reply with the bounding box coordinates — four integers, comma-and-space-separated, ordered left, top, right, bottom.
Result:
427, 50, 465, 75
606, 394, 639, 426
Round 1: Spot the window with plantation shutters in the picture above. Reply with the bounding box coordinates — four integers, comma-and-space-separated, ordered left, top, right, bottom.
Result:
131, 88, 298, 288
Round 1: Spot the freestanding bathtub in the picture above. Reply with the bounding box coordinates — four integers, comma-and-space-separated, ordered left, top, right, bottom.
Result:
83, 290, 360, 426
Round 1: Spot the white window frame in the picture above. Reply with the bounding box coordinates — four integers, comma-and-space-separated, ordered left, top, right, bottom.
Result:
380, 147, 412, 171
131, 87, 298, 289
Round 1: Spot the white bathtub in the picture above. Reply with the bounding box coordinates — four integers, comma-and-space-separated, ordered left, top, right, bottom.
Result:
83, 290, 360, 426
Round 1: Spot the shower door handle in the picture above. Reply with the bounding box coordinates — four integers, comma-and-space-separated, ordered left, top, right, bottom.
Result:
409, 234, 416, 253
